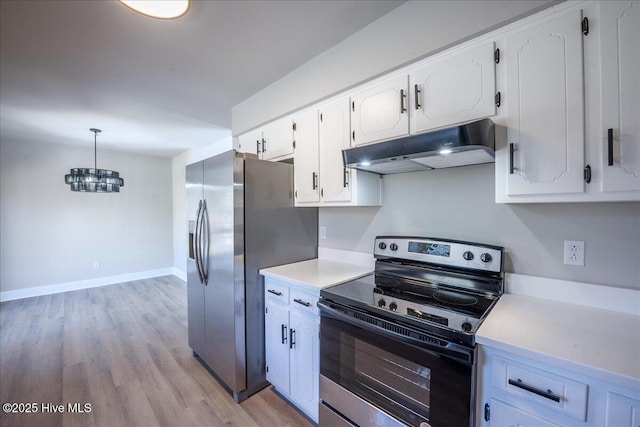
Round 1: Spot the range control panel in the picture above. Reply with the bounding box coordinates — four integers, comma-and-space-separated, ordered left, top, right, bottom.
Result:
374, 236, 503, 273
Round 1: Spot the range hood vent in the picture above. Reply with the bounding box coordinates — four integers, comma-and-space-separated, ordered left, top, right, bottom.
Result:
343, 119, 495, 175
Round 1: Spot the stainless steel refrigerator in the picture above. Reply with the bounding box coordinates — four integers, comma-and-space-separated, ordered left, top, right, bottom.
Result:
186, 150, 318, 402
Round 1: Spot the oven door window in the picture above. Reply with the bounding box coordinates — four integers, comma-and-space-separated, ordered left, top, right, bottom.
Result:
321, 310, 472, 427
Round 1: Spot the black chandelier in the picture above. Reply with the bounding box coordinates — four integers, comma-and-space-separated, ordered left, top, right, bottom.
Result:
64, 128, 124, 193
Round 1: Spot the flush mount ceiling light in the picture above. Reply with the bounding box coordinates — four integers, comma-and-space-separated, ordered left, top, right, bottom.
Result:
65, 128, 124, 193
119, 0, 190, 19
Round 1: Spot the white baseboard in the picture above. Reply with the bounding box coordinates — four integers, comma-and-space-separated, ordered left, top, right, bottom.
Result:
0, 268, 178, 302
172, 267, 187, 282
506, 273, 640, 315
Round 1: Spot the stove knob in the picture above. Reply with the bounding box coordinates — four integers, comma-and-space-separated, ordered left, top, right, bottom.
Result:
461, 322, 473, 332
390, 243, 398, 251
378, 299, 386, 308
389, 302, 398, 311
378, 242, 387, 250
463, 251, 474, 261
480, 253, 493, 263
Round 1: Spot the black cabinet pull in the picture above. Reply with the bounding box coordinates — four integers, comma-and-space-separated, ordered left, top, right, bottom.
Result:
267, 289, 282, 296
343, 167, 349, 187
608, 128, 614, 166
414, 84, 421, 110
289, 328, 296, 349
508, 378, 560, 402
281, 324, 287, 345
312, 172, 318, 190
584, 165, 592, 184
509, 143, 516, 174
256, 139, 261, 154
582, 17, 589, 36
262, 138, 266, 153
293, 298, 311, 307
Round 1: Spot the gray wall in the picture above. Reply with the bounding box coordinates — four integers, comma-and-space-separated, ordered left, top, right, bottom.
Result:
319, 165, 640, 290
232, 0, 557, 135
0, 138, 173, 292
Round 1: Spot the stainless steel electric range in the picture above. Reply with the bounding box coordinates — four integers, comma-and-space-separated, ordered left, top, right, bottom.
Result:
318, 236, 504, 427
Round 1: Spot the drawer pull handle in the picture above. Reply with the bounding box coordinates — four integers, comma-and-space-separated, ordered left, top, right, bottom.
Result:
508, 378, 560, 402
293, 298, 311, 307
267, 289, 283, 296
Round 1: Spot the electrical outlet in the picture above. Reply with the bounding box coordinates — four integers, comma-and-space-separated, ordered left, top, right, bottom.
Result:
563, 240, 585, 266
319, 226, 327, 240
93, 261, 100, 270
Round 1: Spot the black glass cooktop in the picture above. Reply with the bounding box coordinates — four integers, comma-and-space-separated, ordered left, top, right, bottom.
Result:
323, 273, 497, 319
373, 273, 495, 317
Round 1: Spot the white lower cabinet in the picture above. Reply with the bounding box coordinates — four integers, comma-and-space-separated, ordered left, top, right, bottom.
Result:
477, 345, 640, 427
264, 278, 319, 422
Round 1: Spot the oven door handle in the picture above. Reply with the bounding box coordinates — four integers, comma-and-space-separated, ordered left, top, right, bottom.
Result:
318, 300, 473, 365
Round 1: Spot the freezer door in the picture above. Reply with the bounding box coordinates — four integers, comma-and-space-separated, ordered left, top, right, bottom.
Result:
202, 151, 245, 394
186, 161, 205, 358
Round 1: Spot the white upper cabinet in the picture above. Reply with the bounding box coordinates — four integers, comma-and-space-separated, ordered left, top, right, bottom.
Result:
319, 98, 351, 203
350, 74, 409, 146
504, 9, 586, 197
236, 117, 294, 160
598, 1, 640, 194
236, 128, 261, 155
293, 109, 320, 203
294, 97, 382, 207
261, 118, 294, 161
410, 41, 497, 134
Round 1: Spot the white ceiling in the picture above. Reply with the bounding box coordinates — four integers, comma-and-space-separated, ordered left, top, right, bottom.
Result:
0, 0, 404, 157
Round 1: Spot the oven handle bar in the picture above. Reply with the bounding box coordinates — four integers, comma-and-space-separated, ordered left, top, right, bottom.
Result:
318, 300, 473, 365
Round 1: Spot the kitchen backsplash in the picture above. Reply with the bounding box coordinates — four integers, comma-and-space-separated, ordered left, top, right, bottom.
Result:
319, 164, 640, 290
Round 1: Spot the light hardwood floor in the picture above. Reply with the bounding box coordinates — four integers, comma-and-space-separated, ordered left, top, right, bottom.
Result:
0, 276, 313, 427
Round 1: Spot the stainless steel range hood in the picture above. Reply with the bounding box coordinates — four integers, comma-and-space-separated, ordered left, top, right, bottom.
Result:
342, 119, 495, 175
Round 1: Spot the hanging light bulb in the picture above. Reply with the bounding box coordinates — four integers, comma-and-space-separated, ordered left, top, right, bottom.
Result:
119, 0, 190, 19
64, 128, 125, 193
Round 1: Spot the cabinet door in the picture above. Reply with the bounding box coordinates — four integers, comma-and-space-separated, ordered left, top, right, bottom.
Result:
265, 301, 290, 394
293, 110, 320, 203
262, 118, 294, 161
237, 129, 261, 155
490, 399, 560, 427
505, 10, 585, 196
351, 74, 409, 146
289, 309, 319, 421
319, 97, 352, 202
606, 391, 640, 427
410, 41, 496, 134
600, 1, 640, 193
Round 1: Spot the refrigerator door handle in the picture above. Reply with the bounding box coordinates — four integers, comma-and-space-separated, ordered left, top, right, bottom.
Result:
201, 199, 210, 285
194, 200, 205, 284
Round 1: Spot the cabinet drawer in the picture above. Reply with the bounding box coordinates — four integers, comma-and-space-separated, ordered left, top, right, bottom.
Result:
492, 355, 588, 421
265, 280, 289, 304
290, 289, 318, 316
490, 398, 560, 427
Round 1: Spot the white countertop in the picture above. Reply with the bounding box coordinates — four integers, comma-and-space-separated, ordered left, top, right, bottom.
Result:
260, 258, 372, 292
477, 293, 640, 390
